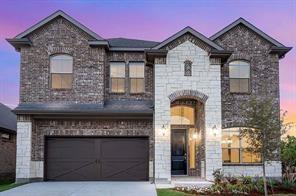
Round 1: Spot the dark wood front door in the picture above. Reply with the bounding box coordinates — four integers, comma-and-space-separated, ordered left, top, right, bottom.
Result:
45, 137, 149, 181
171, 129, 187, 175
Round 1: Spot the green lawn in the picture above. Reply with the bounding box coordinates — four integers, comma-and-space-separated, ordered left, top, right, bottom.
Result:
157, 189, 193, 196
0, 182, 24, 192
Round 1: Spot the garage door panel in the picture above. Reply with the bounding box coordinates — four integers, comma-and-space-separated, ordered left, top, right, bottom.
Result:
47, 162, 98, 181
101, 139, 148, 159
101, 161, 148, 181
47, 138, 96, 159
45, 137, 148, 181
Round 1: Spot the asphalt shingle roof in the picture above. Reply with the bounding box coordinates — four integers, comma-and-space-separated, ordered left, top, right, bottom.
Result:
13, 100, 153, 116
107, 38, 159, 48
0, 103, 17, 133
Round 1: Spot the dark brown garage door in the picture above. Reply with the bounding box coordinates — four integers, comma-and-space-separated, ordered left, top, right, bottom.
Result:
45, 137, 149, 181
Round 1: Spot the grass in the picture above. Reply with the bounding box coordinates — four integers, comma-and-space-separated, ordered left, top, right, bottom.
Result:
157, 189, 193, 196
0, 180, 24, 192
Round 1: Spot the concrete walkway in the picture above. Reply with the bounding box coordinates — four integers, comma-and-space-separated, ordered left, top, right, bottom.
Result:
0, 182, 157, 196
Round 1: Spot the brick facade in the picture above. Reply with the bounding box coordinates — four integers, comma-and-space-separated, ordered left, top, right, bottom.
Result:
213, 24, 280, 129
11, 12, 288, 183
32, 119, 153, 161
20, 17, 106, 104
0, 131, 16, 182
105, 52, 153, 100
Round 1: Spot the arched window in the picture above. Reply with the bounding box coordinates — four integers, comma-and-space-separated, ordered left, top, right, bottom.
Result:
229, 60, 250, 93
50, 54, 73, 89
222, 127, 261, 163
171, 105, 195, 125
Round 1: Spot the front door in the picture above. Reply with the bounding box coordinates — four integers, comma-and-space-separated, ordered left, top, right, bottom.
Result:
171, 129, 187, 175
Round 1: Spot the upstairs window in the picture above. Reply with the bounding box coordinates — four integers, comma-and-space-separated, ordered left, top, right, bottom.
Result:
110, 62, 125, 93
50, 54, 73, 89
229, 60, 250, 93
129, 62, 144, 93
222, 127, 261, 164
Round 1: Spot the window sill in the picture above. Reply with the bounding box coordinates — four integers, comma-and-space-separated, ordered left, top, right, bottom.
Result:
109, 92, 126, 94
230, 92, 251, 95
130, 92, 145, 95
51, 88, 72, 91
223, 163, 263, 166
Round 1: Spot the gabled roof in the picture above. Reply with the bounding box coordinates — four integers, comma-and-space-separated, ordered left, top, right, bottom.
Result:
153, 26, 224, 51
15, 10, 104, 41
0, 103, 17, 134
108, 38, 159, 49
210, 18, 284, 47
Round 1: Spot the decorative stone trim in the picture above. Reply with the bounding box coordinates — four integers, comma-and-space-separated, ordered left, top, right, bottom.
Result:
155, 57, 166, 64
168, 90, 209, 103
184, 60, 192, 76
227, 53, 251, 63
17, 115, 32, 122
47, 46, 74, 56
210, 58, 221, 65
163, 33, 212, 52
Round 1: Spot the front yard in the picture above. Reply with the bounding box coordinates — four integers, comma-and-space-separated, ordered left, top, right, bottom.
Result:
0, 181, 24, 192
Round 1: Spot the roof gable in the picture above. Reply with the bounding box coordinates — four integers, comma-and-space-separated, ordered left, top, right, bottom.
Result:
210, 18, 284, 47
153, 26, 224, 51
15, 10, 104, 41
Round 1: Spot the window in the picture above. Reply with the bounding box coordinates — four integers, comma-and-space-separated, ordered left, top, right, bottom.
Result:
110, 62, 125, 93
171, 105, 195, 125
129, 62, 144, 93
222, 127, 261, 163
50, 54, 73, 89
184, 60, 192, 76
229, 60, 250, 93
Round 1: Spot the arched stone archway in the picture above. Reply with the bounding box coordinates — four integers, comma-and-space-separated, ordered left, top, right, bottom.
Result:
168, 90, 208, 104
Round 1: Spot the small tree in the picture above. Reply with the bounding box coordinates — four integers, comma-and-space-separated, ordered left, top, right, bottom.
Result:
240, 97, 289, 196
281, 136, 296, 173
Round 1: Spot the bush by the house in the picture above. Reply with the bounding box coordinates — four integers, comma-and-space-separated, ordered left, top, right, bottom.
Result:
175, 169, 296, 195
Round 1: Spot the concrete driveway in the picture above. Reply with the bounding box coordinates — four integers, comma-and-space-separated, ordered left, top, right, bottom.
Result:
0, 182, 157, 196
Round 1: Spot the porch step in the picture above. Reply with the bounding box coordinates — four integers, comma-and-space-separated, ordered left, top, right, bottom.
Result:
173, 180, 213, 188
156, 177, 213, 189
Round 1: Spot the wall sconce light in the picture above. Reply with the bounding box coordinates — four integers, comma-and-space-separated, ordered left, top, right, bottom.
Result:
160, 124, 166, 136
193, 133, 198, 139
212, 125, 218, 136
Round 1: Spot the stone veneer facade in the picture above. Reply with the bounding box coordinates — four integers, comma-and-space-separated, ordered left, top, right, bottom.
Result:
154, 40, 222, 181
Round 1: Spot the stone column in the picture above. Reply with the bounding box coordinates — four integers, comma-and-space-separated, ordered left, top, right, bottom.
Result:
204, 62, 223, 180
154, 57, 171, 183
16, 115, 32, 183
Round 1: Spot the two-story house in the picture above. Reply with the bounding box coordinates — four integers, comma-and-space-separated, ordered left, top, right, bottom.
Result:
7, 10, 291, 183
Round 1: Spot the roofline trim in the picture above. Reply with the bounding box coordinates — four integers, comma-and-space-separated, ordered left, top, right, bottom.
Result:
210, 18, 285, 47
109, 47, 149, 51
15, 10, 104, 41
153, 26, 224, 51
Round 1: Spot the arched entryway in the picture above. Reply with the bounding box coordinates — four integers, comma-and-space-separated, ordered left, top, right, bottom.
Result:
169, 90, 207, 177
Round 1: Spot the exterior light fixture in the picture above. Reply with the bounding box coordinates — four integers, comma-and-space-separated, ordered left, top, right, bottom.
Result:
160, 124, 166, 136
212, 125, 218, 136
193, 133, 198, 139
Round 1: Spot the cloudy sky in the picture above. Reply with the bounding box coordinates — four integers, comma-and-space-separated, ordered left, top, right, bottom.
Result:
0, 0, 295, 134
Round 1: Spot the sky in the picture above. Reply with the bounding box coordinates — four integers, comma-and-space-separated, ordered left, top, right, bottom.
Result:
0, 0, 295, 135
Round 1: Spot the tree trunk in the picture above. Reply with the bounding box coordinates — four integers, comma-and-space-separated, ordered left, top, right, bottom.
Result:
262, 159, 268, 196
